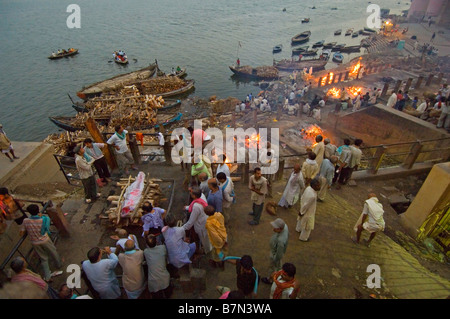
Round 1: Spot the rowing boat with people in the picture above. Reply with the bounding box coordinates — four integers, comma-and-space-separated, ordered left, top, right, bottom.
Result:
48, 49, 79, 59
76, 60, 160, 100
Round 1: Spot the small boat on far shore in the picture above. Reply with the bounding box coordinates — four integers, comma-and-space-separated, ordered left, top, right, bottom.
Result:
302, 18, 310, 23
345, 29, 353, 36
339, 45, 361, 53
334, 29, 342, 35
364, 27, 377, 33
292, 46, 309, 55
323, 42, 337, 49
331, 44, 346, 52
352, 32, 359, 38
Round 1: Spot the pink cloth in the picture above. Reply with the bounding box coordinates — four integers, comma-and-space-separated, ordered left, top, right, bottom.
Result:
188, 198, 208, 213
11, 271, 47, 291
219, 291, 230, 299
191, 129, 207, 148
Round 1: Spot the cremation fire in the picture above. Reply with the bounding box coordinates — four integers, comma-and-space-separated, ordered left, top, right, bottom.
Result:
327, 87, 341, 98
321, 72, 335, 86
246, 133, 261, 149
349, 60, 361, 78
346, 86, 363, 96
300, 124, 327, 147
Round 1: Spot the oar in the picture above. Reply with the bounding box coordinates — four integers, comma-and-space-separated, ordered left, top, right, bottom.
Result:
67, 93, 75, 104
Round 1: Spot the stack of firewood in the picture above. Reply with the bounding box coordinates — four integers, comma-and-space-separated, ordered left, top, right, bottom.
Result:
138, 76, 187, 95
43, 131, 91, 155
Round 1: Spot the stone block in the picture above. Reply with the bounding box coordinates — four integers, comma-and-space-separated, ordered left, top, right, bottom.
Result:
388, 194, 410, 205
382, 186, 399, 193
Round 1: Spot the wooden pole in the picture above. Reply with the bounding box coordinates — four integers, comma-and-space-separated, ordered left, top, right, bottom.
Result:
403, 78, 413, 93
425, 74, 434, 86
381, 82, 390, 97
369, 146, 387, 175
415, 76, 424, 89
232, 112, 236, 127
402, 142, 422, 170
253, 109, 257, 127
85, 117, 117, 170
393, 80, 402, 93
163, 138, 173, 165
128, 136, 141, 165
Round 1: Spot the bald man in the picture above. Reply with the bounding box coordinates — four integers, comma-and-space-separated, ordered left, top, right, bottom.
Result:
278, 164, 304, 208
118, 239, 146, 299
352, 193, 385, 247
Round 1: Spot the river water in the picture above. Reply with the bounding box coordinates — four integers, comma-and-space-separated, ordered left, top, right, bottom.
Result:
0, 0, 409, 141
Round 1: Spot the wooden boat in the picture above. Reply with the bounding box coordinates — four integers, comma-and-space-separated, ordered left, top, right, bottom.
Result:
331, 44, 346, 52
48, 49, 79, 59
364, 27, 377, 33
331, 7, 338, 10
167, 67, 187, 78
291, 46, 309, 55
361, 30, 372, 36
77, 61, 159, 100
334, 29, 342, 35
70, 97, 181, 113
301, 18, 310, 23
345, 29, 353, 36
229, 65, 279, 80
49, 112, 183, 132
323, 42, 337, 49
340, 45, 361, 53
273, 45, 283, 53
332, 52, 344, 63
352, 32, 359, 38
321, 50, 331, 60
273, 58, 327, 72
358, 29, 364, 34
155, 79, 195, 98
291, 31, 311, 45
312, 40, 324, 48
301, 49, 318, 56
360, 40, 371, 48
113, 51, 128, 64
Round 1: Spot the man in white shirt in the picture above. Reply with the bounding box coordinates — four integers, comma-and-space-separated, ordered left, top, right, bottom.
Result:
107, 125, 137, 175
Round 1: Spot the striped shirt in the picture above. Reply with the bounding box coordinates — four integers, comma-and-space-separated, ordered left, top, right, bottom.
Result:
21, 218, 50, 245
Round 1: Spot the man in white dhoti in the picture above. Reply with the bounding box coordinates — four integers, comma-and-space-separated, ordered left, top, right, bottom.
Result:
296, 179, 321, 241
386, 91, 397, 108
352, 194, 385, 247
278, 164, 304, 208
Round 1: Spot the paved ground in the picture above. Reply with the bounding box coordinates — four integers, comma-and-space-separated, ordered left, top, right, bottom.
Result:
9, 158, 447, 299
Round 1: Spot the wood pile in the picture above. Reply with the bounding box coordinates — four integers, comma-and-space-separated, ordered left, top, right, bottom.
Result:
137, 76, 187, 95
105, 176, 166, 227
43, 131, 91, 155
71, 91, 166, 131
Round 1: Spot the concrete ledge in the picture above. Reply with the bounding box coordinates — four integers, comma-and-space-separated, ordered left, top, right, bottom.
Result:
352, 162, 435, 181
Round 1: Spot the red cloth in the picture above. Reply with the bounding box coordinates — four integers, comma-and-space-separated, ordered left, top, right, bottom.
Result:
188, 198, 208, 213
272, 271, 296, 300
135, 133, 144, 146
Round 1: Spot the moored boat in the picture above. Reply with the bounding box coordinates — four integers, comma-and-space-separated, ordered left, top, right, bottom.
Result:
321, 49, 331, 60
48, 48, 79, 59
300, 49, 318, 56
292, 46, 309, 55
167, 67, 187, 78
334, 29, 342, 35
49, 112, 183, 132
312, 40, 324, 48
345, 29, 353, 36
291, 31, 311, 45
364, 27, 377, 33
323, 42, 337, 49
229, 65, 279, 80
331, 44, 346, 52
332, 52, 344, 63
154, 80, 195, 98
301, 18, 310, 23
340, 45, 361, 53
77, 61, 159, 100
273, 58, 327, 72
352, 32, 359, 38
